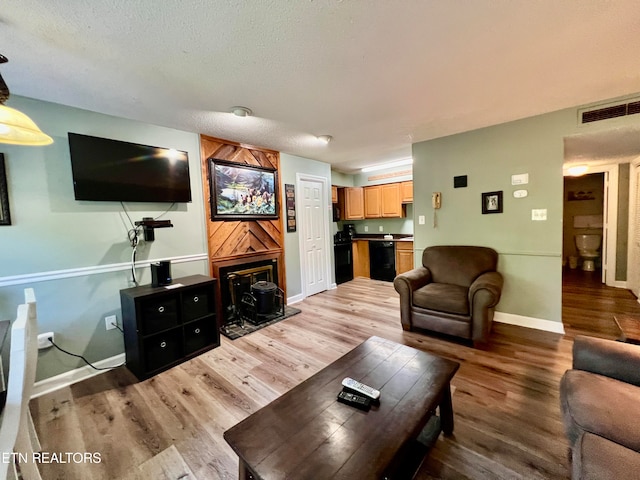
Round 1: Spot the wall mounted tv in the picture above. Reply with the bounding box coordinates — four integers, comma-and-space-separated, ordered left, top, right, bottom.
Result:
68, 133, 192, 202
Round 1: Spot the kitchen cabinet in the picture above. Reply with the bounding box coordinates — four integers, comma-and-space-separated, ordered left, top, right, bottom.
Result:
381, 183, 402, 217
331, 185, 338, 204
352, 240, 370, 278
364, 186, 382, 218
344, 187, 364, 220
363, 183, 404, 218
401, 181, 413, 203
395, 241, 414, 275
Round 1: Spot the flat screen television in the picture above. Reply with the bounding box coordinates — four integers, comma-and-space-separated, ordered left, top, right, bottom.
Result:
68, 133, 192, 202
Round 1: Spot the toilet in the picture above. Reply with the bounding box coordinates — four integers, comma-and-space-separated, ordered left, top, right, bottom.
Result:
575, 234, 601, 271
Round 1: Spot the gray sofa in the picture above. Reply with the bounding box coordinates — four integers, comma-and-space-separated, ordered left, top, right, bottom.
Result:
393, 245, 503, 345
560, 335, 640, 479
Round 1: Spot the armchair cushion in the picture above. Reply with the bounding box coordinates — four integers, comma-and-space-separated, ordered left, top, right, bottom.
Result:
573, 432, 640, 480
413, 283, 469, 316
560, 369, 640, 451
560, 335, 640, 478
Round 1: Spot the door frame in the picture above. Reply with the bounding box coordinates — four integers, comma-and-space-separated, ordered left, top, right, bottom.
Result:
627, 157, 640, 298
585, 164, 618, 286
296, 173, 332, 299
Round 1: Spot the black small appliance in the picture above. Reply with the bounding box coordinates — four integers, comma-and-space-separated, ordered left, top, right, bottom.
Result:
343, 224, 357, 239
151, 261, 172, 287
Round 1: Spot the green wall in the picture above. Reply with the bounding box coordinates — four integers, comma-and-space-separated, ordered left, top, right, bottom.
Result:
0, 96, 208, 381
0, 97, 334, 382
412, 102, 640, 324
280, 153, 333, 297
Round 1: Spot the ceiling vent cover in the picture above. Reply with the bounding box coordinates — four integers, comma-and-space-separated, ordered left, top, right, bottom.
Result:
581, 98, 640, 124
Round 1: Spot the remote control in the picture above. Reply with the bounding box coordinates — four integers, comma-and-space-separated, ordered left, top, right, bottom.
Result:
337, 390, 371, 411
342, 377, 381, 401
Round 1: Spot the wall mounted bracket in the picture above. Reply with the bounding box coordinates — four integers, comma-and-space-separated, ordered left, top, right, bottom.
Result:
134, 217, 173, 241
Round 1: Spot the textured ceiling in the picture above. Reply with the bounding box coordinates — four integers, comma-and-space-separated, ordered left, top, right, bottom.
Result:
2, 1, 640, 172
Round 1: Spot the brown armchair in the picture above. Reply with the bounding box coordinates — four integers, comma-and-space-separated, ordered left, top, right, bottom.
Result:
393, 245, 503, 345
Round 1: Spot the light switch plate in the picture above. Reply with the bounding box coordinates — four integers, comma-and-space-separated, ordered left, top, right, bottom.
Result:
512, 173, 529, 185
418, 215, 426, 225
531, 209, 547, 221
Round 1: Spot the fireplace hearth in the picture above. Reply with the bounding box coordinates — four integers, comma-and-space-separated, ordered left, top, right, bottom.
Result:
218, 258, 284, 329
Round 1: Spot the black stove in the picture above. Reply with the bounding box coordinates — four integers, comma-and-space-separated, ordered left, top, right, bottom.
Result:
334, 232, 353, 284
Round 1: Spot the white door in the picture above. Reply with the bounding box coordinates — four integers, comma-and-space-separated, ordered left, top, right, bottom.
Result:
628, 161, 640, 298
299, 178, 328, 296
601, 171, 609, 284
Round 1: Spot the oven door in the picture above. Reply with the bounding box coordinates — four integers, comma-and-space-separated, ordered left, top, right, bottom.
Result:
334, 243, 354, 284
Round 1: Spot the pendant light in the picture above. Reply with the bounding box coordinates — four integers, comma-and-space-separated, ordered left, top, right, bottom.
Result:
0, 54, 53, 146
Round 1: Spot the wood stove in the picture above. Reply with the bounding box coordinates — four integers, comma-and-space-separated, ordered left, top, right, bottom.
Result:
218, 258, 284, 329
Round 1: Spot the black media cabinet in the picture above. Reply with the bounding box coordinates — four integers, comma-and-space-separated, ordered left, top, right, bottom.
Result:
120, 274, 219, 380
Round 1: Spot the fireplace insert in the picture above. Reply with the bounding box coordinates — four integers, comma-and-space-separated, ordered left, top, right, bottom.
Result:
219, 258, 281, 326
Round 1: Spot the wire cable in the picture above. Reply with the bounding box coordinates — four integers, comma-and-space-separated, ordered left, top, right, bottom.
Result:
155, 202, 176, 220
48, 337, 125, 371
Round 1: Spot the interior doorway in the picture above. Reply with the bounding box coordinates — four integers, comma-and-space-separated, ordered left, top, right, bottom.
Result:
296, 173, 331, 298
562, 163, 620, 286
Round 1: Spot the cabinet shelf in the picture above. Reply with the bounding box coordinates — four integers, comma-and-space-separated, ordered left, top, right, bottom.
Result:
120, 274, 219, 380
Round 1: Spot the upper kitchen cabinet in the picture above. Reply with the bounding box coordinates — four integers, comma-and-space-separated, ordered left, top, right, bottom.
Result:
364, 186, 382, 218
363, 183, 404, 218
344, 187, 365, 220
331, 185, 338, 204
401, 181, 413, 203
381, 183, 403, 217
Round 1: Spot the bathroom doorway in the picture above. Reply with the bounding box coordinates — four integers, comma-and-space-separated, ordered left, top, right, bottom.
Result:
562, 164, 620, 286
563, 173, 605, 278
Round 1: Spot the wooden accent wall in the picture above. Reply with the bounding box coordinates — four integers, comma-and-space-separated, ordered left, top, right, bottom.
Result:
199, 135, 286, 326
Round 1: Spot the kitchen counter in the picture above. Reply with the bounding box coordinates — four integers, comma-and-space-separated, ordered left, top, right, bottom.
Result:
353, 234, 413, 242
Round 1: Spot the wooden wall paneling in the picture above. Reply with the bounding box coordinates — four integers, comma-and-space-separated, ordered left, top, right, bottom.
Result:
199, 135, 286, 329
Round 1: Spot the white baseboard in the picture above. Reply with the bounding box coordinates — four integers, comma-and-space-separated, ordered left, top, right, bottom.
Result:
494, 311, 565, 334
287, 293, 305, 305
32, 353, 126, 399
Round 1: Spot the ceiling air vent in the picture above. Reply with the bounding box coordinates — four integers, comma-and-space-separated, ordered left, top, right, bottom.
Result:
580, 98, 640, 124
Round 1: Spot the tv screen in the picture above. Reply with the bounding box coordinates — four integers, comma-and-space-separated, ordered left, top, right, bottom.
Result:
68, 133, 192, 202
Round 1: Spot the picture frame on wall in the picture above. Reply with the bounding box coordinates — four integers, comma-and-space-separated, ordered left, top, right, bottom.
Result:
482, 190, 503, 214
0, 153, 11, 226
209, 158, 279, 220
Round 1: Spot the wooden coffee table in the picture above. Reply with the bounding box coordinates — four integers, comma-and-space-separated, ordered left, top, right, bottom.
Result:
223, 336, 460, 479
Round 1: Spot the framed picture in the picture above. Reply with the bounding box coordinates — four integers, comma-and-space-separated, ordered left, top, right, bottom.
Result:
0, 154, 10, 226
209, 158, 279, 220
482, 191, 503, 214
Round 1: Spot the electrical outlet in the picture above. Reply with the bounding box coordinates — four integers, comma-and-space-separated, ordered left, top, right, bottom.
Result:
364, 226, 368, 232
37, 332, 54, 350
418, 215, 426, 225
379, 226, 384, 232
105, 315, 117, 330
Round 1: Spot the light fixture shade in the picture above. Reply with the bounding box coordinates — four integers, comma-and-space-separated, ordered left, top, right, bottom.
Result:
317, 135, 332, 144
230, 106, 252, 117
567, 165, 588, 176
361, 158, 413, 173
0, 105, 53, 146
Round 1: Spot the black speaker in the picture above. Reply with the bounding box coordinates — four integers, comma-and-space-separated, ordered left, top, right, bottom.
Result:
151, 261, 172, 287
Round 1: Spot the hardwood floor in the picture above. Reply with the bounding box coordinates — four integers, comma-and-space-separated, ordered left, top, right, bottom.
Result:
30, 271, 640, 479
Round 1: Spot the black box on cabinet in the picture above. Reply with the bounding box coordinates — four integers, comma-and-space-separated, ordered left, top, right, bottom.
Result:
120, 274, 219, 380
151, 261, 172, 287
